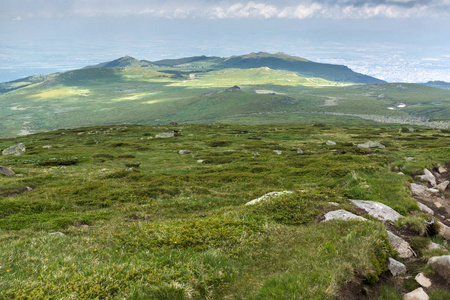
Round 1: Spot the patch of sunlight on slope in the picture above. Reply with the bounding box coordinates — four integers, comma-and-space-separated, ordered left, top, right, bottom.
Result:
144, 98, 184, 104
31, 87, 91, 99
166, 68, 352, 89
113, 93, 158, 101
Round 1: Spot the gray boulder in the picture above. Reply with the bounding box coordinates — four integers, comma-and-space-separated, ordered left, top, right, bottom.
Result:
427, 255, 450, 283
387, 257, 407, 276
418, 168, 436, 187
417, 202, 434, 215
410, 183, 428, 196
438, 222, 450, 240
2, 143, 26, 156
178, 150, 191, 155
438, 166, 447, 174
351, 200, 402, 222
387, 231, 414, 258
0, 166, 15, 176
357, 141, 385, 149
245, 191, 294, 206
403, 288, 429, 300
156, 132, 175, 138
322, 210, 366, 222
436, 181, 449, 192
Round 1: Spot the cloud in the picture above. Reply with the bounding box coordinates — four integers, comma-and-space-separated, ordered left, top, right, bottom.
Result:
12, 16, 22, 21
2, 0, 450, 20
422, 57, 440, 61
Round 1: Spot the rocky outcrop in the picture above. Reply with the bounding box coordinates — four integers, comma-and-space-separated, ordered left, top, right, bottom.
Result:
2, 143, 26, 156
322, 210, 366, 222
245, 191, 294, 206
351, 200, 402, 222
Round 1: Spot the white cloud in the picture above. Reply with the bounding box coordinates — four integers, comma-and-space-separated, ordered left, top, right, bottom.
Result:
12, 16, 22, 21
422, 58, 440, 61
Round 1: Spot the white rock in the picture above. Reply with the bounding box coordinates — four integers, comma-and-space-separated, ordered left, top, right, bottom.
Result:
437, 222, 450, 240
410, 183, 428, 196
351, 200, 402, 222
245, 191, 294, 205
419, 168, 436, 187
387, 257, 407, 276
49, 232, 65, 236
427, 255, 450, 283
434, 202, 443, 209
436, 181, 449, 192
326, 140, 336, 146
398, 172, 405, 175
196, 160, 204, 163
415, 272, 432, 288
297, 148, 304, 154
438, 166, 447, 174
273, 150, 282, 155
403, 287, 429, 300
357, 141, 385, 149
428, 188, 439, 194
417, 202, 434, 215
405, 157, 415, 161
387, 231, 414, 258
322, 210, 366, 222
178, 150, 191, 155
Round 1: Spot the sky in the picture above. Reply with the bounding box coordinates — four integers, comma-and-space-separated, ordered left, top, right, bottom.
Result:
1, 0, 450, 83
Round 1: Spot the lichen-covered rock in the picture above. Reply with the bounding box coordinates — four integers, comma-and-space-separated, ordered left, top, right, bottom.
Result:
245, 191, 294, 205
322, 210, 366, 222
387, 257, 406, 276
357, 141, 385, 149
427, 255, 450, 283
2, 143, 26, 156
0, 165, 15, 176
351, 200, 402, 222
403, 287, 429, 300
387, 231, 414, 258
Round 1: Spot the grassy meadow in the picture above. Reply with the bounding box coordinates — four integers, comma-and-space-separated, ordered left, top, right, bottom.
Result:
1, 123, 449, 299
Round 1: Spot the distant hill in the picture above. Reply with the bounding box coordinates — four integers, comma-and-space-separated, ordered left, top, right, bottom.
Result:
422, 81, 450, 90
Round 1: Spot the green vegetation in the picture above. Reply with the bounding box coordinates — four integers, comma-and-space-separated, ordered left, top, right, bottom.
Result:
1, 123, 449, 298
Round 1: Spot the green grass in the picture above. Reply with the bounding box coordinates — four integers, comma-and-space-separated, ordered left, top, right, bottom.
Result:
0, 123, 449, 298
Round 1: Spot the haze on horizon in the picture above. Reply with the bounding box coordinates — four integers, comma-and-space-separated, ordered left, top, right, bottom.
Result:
1, 0, 450, 83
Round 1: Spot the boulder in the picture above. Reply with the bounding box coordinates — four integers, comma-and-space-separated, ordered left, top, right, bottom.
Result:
403, 287, 429, 300
357, 141, 385, 149
427, 188, 439, 194
410, 183, 428, 196
156, 132, 175, 138
405, 157, 415, 161
245, 191, 294, 206
178, 150, 191, 155
436, 181, 449, 192
351, 200, 402, 222
387, 257, 407, 276
273, 150, 282, 155
418, 169, 436, 187
2, 143, 26, 156
0, 166, 15, 176
387, 231, 414, 258
437, 222, 450, 240
417, 202, 434, 215
326, 140, 336, 146
427, 242, 446, 251
415, 272, 432, 288
438, 166, 447, 174
427, 255, 450, 283
322, 210, 366, 222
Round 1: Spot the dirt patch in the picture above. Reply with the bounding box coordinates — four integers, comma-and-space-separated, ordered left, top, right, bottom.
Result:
0, 186, 35, 197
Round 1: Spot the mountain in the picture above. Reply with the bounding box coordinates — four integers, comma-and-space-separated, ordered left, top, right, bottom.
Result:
85, 56, 153, 69
422, 80, 450, 90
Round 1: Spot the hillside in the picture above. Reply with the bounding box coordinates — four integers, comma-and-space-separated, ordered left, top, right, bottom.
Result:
422, 81, 450, 90
1, 123, 449, 298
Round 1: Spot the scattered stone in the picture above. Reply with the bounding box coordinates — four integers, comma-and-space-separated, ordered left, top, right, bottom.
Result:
273, 150, 282, 155
387, 257, 407, 276
156, 132, 175, 138
410, 183, 428, 196
197, 160, 204, 163
436, 181, 449, 192
427, 255, 450, 283
405, 157, 415, 161
434, 202, 443, 209
125, 168, 133, 171
26, 186, 34, 191
245, 191, 294, 206
252, 152, 260, 157
49, 232, 65, 236
398, 172, 405, 175
297, 148, 304, 154
357, 141, 385, 149
77, 132, 84, 135
428, 188, 439, 194
387, 231, 414, 258
178, 150, 191, 155
419, 168, 436, 187
0, 166, 15, 176
326, 140, 336, 146
2, 143, 26, 156
417, 202, 434, 215
415, 273, 432, 288
328, 202, 340, 207
437, 222, 450, 240
42, 145, 53, 149
403, 287, 429, 300
322, 210, 366, 222
438, 166, 447, 174
351, 200, 402, 222
427, 242, 446, 251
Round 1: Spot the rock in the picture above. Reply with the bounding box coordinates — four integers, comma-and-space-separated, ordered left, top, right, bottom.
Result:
351, 200, 402, 222
125, 168, 133, 171
245, 191, 294, 205
387, 257, 407, 276
26, 186, 34, 191
49, 232, 65, 236
438, 166, 447, 174
418, 168, 436, 187
42, 145, 53, 149
403, 287, 429, 300
417, 202, 434, 215
322, 210, 366, 222
387, 231, 414, 258
357, 141, 385, 149
196, 160, 204, 163
427, 242, 446, 250
427, 255, 450, 283
415, 273, 432, 288
328, 202, 340, 207
405, 157, 415, 161
273, 150, 282, 155
428, 188, 439, 194
0, 165, 15, 176
398, 172, 405, 175
436, 181, 449, 192
253, 152, 260, 157
437, 222, 450, 239
410, 183, 428, 196
2, 143, 26, 156
434, 202, 443, 209
226, 85, 241, 92
297, 148, 304, 154
326, 140, 336, 146
156, 132, 175, 138
178, 150, 191, 155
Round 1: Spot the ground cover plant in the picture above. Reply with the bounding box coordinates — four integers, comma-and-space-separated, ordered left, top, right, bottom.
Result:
0, 123, 449, 299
